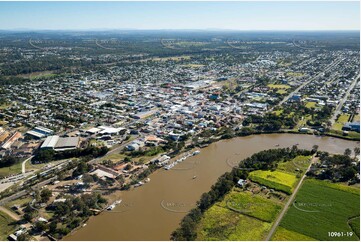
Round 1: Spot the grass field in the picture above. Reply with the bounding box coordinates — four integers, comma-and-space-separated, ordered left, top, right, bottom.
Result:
305, 102, 317, 109
279, 179, 360, 241
328, 129, 360, 140
268, 84, 291, 89
196, 205, 272, 240
4, 197, 32, 211
0, 162, 22, 178
219, 190, 282, 222
248, 170, 298, 194
276, 89, 287, 94
277, 156, 311, 174
332, 114, 351, 131
349, 217, 360, 238
272, 226, 316, 241
0, 210, 16, 240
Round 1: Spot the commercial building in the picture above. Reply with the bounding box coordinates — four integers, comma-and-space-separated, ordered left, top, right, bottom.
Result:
26, 126, 54, 139
40, 135, 80, 151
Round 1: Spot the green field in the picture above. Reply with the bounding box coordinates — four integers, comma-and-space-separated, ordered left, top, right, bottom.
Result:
196, 205, 272, 240
272, 226, 316, 241
0, 162, 22, 178
0, 211, 16, 240
349, 217, 360, 238
219, 190, 282, 222
268, 84, 291, 89
248, 170, 298, 194
332, 114, 351, 131
305, 102, 317, 109
277, 156, 311, 174
279, 179, 360, 241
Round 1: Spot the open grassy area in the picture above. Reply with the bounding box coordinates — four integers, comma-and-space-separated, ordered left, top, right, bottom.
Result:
196, 205, 272, 240
328, 129, 360, 140
0, 162, 22, 178
0, 210, 16, 240
305, 102, 317, 109
272, 226, 316, 241
248, 170, 298, 194
272, 109, 284, 116
267, 84, 291, 89
277, 156, 311, 174
279, 179, 360, 241
332, 114, 351, 131
349, 217, 360, 238
276, 89, 287, 94
4, 197, 32, 211
102, 153, 126, 163
353, 114, 360, 122
219, 190, 282, 222
286, 72, 304, 77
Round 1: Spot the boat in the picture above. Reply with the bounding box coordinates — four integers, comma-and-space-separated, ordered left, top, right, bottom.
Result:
145, 178, 150, 183
114, 200, 122, 205
82, 224, 87, 227
275, 144, 279, 147
193, 176, 197, 179
193, 150, 200, 155
106, 204, 115, 210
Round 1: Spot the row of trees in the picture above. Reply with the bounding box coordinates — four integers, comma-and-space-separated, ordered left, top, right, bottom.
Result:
171, 147, 314, 240
0, 155, 20, 168
33, 146, 109, 163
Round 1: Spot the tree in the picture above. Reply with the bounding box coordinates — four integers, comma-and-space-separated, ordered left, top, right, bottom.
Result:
354, 147, 360, 158
40, 188, 52, 203
312, 145, 319, 153
344, 148, 352, 157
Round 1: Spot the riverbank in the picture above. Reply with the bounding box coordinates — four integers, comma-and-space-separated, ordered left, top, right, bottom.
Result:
65, 133, 358, 241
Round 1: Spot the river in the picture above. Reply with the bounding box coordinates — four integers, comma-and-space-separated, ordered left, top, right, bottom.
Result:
65, 134, 359, 241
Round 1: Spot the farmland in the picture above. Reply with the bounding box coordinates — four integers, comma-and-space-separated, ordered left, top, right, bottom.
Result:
272, 226, 315, 241
196, 202, 272, 240
277, 179, 360, 241
248, 170, 298, 194
219, 190, 283, 222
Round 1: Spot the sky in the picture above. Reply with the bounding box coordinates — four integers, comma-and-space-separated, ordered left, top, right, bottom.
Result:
0, 1, 359, 31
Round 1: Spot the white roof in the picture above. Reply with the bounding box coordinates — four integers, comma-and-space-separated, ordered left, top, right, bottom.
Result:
41, 135, 60, 149
26, 130, 46, 138
87, 127, 102, 134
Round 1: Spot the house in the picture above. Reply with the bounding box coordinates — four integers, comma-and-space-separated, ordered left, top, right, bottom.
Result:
237, 179, 247, 187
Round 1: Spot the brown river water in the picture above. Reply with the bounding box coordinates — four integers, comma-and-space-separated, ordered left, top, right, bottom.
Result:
65, 134, 359, 241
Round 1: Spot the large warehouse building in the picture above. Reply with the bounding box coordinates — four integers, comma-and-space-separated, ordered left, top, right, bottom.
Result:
40, 135, 80, 151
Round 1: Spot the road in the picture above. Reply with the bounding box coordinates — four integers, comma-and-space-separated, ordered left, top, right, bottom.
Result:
0, 176, 57, 206
265, 155, 317, 241
22, 156, 34, 174
330, 73, 360, 125
0, 205, 21, 221
276, 58, 343, 108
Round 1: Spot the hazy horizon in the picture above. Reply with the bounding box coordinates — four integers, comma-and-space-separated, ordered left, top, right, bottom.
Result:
0, 1, 359, 31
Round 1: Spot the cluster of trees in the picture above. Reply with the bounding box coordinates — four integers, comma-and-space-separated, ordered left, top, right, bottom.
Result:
307, 148, 360, 183
33, 146, 109, 163
171, 147, 313, 240
44, 193, 107, 239
0, 155, 20, 168
0, 76, 30, 86
242, 113, 295, 131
